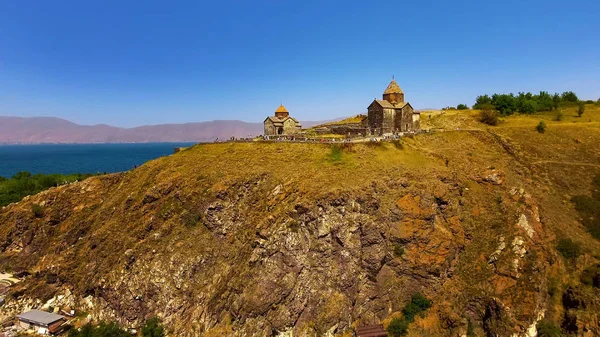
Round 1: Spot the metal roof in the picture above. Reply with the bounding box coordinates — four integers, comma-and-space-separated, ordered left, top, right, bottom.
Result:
17, 310, 65, 325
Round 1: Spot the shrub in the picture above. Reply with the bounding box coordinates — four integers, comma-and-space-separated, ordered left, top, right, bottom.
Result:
142, 317, 165, 337
402, 293, 432, 321
536, 121, 546, 133
479, 105, 498, 126
393, 243, 404, 257
0, 171, 95, 207
387, 317, 409, 337
554, 111, 563, 121
536, 319, 562, 337
180, 211, 202, 228
557, 238, 581, 259
392, 140, 404, 150
580, 265, 600, 288
466, 318, 476, 337
571, 177, 600, 239
577, 101, 585, 117
68, 322, 133, 337
31, 204, 44, 218
326, 145, 344, 163
457, 104, 469, 110
537, 320, 561, 337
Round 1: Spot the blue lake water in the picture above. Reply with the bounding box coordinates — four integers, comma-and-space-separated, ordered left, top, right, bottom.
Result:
0, 143, 197, 178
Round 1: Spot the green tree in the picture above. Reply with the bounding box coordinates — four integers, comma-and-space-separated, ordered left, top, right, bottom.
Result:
491, 94, 517, 115
577, 101, 585, 117
473, 95, 492, 109
456, 103, 469, 110
520, 100, 538, 114
552, 93, 562, 110
537, 91, 554, 111
536, 121, 546, 133
561, 91, 579, 103
142, 317, 165, 337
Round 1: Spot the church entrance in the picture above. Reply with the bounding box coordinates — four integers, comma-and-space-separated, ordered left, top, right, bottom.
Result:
277, 127, 283, 135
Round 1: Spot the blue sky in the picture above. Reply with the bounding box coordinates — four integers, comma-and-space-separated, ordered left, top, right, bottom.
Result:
1, 0, 599, 127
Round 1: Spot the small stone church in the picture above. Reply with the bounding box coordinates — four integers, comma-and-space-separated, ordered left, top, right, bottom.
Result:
367, 78, 420, 135
263, 104, 302, 136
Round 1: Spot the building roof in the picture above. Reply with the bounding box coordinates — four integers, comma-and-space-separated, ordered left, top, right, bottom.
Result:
374, 100, 408, 109
370, 100, 419, 114
17, 310, 65, 325
275, 104, 289, 113
383, 79, 403, 94
264, 116, 302, 125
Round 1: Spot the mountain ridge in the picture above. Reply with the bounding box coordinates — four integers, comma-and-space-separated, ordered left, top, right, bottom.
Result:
0, 116, 344, 144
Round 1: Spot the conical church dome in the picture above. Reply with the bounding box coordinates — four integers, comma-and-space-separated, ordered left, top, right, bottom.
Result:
275, 104, 289, 113
384, 79, 403, 94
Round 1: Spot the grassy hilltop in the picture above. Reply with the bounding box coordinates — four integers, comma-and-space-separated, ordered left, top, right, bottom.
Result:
0, 105, 599, 336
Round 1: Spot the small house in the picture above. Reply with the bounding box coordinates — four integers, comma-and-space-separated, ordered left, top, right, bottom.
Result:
17, 309, 66, 335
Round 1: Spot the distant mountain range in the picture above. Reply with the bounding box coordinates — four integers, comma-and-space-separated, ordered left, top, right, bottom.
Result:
0, 116, 342, 144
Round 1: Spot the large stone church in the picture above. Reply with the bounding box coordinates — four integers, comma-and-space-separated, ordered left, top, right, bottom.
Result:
263, 104, 302, 136
367, 78, 420, 135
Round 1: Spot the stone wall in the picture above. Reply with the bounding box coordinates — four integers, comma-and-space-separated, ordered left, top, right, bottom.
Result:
264, 120, 276, 136
283, 119, 300, 135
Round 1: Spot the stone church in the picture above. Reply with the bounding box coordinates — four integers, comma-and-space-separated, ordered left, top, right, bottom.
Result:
367, 78, 420, 135
263, 104, 302, 136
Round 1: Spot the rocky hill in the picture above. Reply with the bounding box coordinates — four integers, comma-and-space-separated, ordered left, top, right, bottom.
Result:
1, 106, 599, 336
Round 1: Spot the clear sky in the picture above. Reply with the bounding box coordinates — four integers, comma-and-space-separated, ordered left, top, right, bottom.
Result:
1, 0, 599, 127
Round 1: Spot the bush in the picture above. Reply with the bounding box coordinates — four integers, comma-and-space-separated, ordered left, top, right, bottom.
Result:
557, 238, 581, 259
68, 322, 133, 337
536, 121, 546, 133
554, 111, 563, 121
393, 243, 405, 257
387, 317, 409, 337
0, 171, 95, 207
457, 104, 469, 110
577, 102, 585, 117
536, 320, 562, 337
31, 204, 44, 218
580, 265, 600, 288
142, 317, 165, 337
326, 145, 344, 163
479, 105, 498, 126
571, 176, 600, 239
180, 211, 202, 228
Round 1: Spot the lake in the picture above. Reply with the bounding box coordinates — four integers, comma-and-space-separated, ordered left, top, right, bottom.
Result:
0, 143, 197, 178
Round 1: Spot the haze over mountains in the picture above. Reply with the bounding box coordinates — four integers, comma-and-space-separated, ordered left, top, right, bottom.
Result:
0, 116, 340, 144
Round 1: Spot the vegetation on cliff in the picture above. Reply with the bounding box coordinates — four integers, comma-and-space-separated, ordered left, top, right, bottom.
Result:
0, 171, 94, 207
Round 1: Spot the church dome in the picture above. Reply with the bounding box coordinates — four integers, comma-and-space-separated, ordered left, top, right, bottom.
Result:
383, 79, 403, 94
275, 104, 289, 113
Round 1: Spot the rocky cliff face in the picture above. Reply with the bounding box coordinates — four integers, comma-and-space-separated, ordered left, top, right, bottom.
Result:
1, 135, 599, 336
